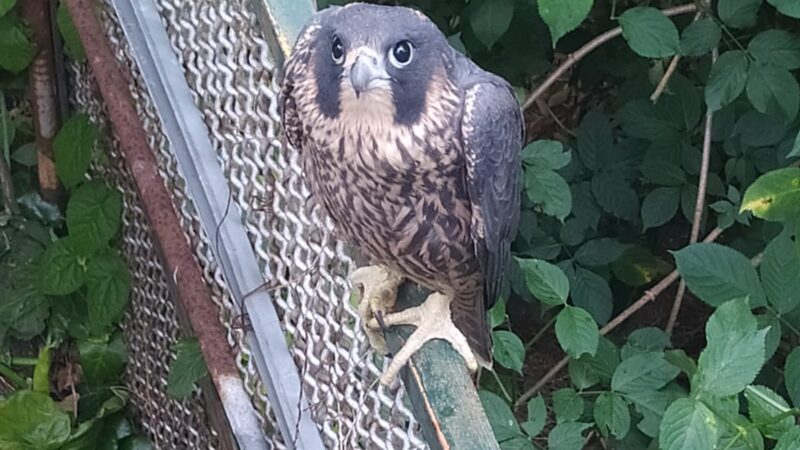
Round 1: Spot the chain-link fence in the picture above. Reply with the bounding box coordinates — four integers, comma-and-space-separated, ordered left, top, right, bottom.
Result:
68, 0, 429, 448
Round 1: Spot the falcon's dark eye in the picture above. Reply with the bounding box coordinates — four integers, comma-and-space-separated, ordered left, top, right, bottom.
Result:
331, 35, 344, 64
389, 40, 413, 68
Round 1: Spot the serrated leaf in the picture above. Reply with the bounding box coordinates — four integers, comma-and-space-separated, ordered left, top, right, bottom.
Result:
521, 139, 570, 170
56, 2, 86, 61
641, 160, 687, 186
741, 167, 800, 221
525, 167, 572, 221
78, 332, 127, 387
665, 349, 697, 377
641, 186, 681, 230
680, 18, 721, 57
538, 0, 593, 45
492, 330, 524, 374
552, 388, 584, 423
86, 252, 131, 336
775, 427, 800, 450
67, 180, 122, 254
555, 305, 599, 358
627, 389, 671, 438
718, 0, 763, 29
54, 114, 98, 188
618, 7, 679, 58
717, 415, 764, 450
548, 422, 591, 450
611, 351, 679, 394
167, 338, 208, 398
705, 50, 749, 112
620, 99, 682, 142
576, 110, 612, 171
594, 392, 630, 439
673, 243, 766, 307
760, 233, 800, 314
695, 298, 768, 396
592, 173, 639, 221
469, 0, 514, 48
574, 238, 627, 266
733, 109, 788, 147
569, 267, 612, 325
479, 390, 520, 442
659, 398, 717, 450
768, 0, 800, 17
748, 30, 800, 70
747, 63, 799, 123
570, 337, 619, 385
621, 327, 670, 360
0, 16, 37, 73
0, 391, 71, 450
517, 258, 569, 305
784, 347, 800, 407
521, 395, 546, 438
38, 236, 87, 296
745, 385, 794, 439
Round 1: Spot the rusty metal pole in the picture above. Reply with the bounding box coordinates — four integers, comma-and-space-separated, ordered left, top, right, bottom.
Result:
63, 1, 265, 449
19, 0, 63, 206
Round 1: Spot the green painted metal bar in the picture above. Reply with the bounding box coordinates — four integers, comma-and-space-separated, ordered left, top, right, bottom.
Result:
249, 1, 500, 448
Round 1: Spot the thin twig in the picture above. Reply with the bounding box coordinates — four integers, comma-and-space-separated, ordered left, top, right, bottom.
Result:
666, 48, 718, 335
0, 153, 15, 214
650, 10, 703, 103
521, 3, 698, 111
515, 227, 724, 407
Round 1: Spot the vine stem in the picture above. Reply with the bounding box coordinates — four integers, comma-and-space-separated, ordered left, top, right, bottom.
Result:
521, 3, 698, 112
515, 227, 724, 408
666, 47, 719, 336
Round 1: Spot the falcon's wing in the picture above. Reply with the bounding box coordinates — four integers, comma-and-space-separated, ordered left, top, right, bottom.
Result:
460, 75, 524, 312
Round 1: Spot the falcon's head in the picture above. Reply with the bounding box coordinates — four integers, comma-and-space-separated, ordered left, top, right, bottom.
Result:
307, 3, 453, 126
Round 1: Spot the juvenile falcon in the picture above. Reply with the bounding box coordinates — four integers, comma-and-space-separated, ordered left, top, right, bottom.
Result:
279, 3, 523, 385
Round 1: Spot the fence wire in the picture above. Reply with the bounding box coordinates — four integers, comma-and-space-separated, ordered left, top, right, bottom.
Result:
67, 0, 428, 448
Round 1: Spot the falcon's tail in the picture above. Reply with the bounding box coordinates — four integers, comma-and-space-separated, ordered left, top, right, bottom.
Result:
451, 294, 493, 369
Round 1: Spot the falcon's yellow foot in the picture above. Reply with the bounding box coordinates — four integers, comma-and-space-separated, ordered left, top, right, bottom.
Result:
368, 292, 479, 386
350, 265, 405, 355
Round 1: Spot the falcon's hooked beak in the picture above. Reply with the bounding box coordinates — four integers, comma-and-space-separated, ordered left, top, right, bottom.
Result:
348, 48, 390, 98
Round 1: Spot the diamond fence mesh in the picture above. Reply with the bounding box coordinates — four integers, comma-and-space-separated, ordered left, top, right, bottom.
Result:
66, 0, 429, 448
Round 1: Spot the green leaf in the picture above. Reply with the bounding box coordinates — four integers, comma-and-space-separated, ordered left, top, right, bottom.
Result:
538, 0, 593, 45
521, 139, 571, 170
86, 252, 131, 336
760, 232, 800, 315
621, 327, 670, 360
747, 63, 800, 123
67, 180, 122, 254
591, 173, 639, 221
680, 18, 721, 57
489, 300, 507, 329
775, 427, 800, 450
0, 16, 37, 73
555, 305, 599, 358
665, 349, 697, 377
718, 0, 764, 28
167, 338, 208, 398
768, 0, 800, 17
11, 143, 36, 167
574, 238, 627, 266
492, 330, 524, 375
594, 392, 630, 439
79, 332, 127, 387
744, 385, 794, 439
784, 347, 800, 407
640, 160, 686, 186
569, 267, 612, 325
54, 114, 98, 189
789, 130, 800, 159
620, 99, 682, 142
469, 0, 514, 48
552, 388, 584, 423
717, 415, 764, 450
521, 395, 546, 438
611, 351, 680, 394
673, 243, 766, 307
56, 2, 86, 61
547, 422, 591, 450
612, 245, 671, 287
517, 258, 569, 305
627, 390, 671, 438
659, 398, 718, 450
748, 30, 800, 70
705, 50, 749, 112
38, 236, 87, 296
525, 167, 572, 221
569, 337, 620, 386
0, 391, 71, 450
0, 0, 15, 17
500, 438, 534, 450
695, 298, 768, 397
576, 110, 612, 171
641, 186, 681, 230
479, 390, 520, 442
618, 7, 680, 58
741, 167, 800, 221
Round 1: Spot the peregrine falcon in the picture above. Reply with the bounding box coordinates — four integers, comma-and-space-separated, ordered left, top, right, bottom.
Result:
279, 3, 523, 384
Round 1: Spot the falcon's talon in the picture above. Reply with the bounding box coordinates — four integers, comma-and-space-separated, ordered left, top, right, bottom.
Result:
350, 265, 404, 354
377, 293, 479, 386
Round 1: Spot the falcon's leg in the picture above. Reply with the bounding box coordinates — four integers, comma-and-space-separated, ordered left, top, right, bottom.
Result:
368, 292, 479, 386
349, 265, 405, 354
